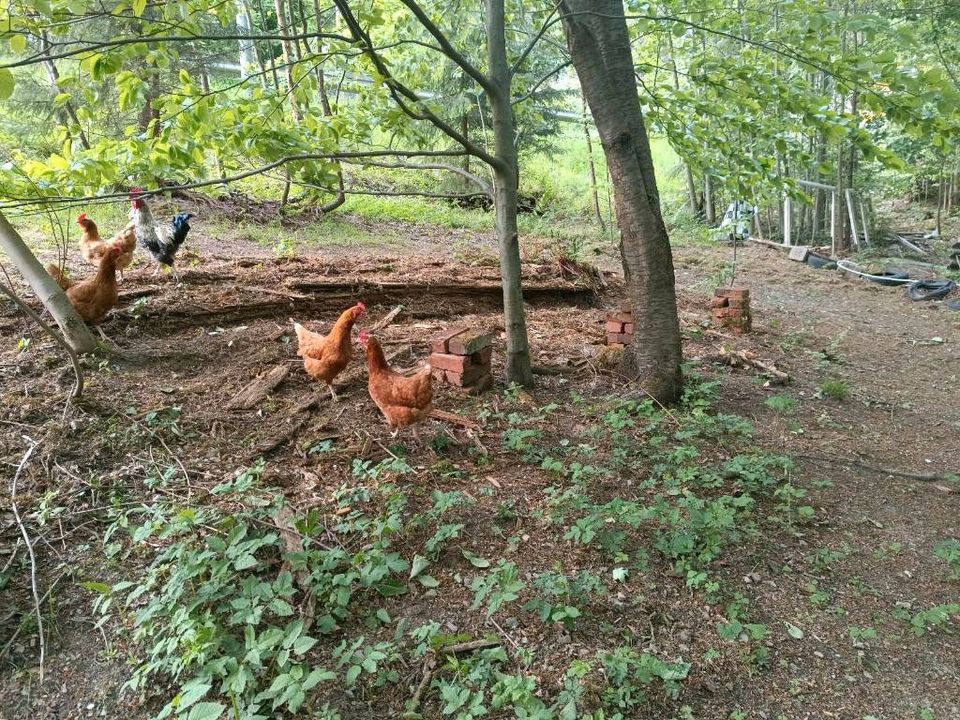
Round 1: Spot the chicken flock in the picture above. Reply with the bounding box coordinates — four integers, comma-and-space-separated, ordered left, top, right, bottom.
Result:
46, 191, 435, 439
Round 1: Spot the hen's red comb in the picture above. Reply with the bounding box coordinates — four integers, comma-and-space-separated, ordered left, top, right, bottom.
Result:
356, 301, 367, 312
76, 212, 87, 222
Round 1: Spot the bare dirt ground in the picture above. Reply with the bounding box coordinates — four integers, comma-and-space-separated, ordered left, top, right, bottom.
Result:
1, 212, 958, 720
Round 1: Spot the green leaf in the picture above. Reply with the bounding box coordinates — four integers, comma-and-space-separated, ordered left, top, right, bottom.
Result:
784, 621, 804, 639
80, 581, 111, 594
374, 580, 408, 596
0, 69, 15, 101
417, 575, 440, 588
176, 681, 211, 710
345, 665, 362, 685
410, 554, 430, 579
185, 702, 225, 720
292, 635, 317, 655
132, 0, 147, 17
9, 35, 27, 53
612, 567, 628, 582
302, 667, 336, 691
234, 554, 257, 570
461, 549, 491, 568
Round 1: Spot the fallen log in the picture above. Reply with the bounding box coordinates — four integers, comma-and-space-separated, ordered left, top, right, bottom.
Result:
227, 364, 290, 410
710, 348, 789, 384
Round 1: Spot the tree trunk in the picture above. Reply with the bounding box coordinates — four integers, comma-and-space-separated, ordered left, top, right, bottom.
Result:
486, 0, 533, 387
236, 0, 256, 78
0, 213, 97, 353
581, 95, 605, 230
704, 173, 715, 225
274, 0, 301, 120
560, 0, 682, 403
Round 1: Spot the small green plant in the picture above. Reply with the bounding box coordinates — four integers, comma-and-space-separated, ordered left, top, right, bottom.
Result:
933, 539, 960, 580
907, 603, 960, 636
471, 561, 526, 616
818, 378, 850, 401
764, 394, 797, 414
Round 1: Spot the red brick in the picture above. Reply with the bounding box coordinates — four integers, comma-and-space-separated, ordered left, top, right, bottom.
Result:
429, 326, 468, 353
608, 332, 631, 344
470, 346, 492, 367
712, 307, 743, 319
429, 352, 473, 373
624, 323, 635, 334
605, 319, 625, 333
727, 297, 750, 309
714, 288, 749, 301
709, 296, 728, 309
448, 329, 492, 356
445, 364, 488, 387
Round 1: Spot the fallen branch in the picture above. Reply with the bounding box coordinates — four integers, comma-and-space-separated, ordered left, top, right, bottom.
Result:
227, 364, 290, 410
8, 438, 45, 682
235, 284, 309, 300
244, 395, 323, 460
429, 408, 480, 430
403, 638, 502, 719
370, 304, 404, 332
531, 363, 581, 376
0, 281, 83, 399
794, 453, 958, 488
710, 348, 789, 384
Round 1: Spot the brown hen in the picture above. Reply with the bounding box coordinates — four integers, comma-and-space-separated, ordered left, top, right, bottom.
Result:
293, 302, 366, 401
360, 330, 433, 439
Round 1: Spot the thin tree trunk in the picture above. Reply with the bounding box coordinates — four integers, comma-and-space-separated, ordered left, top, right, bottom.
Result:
274, 0, 301, 120
41, 33, 90, 150
937, 155, 945, 238
0, 213, 97, 353
561, 0, 682, 403
581, 95, 605, 230
704, 173, 715, 225
486, 0, 533, 387
665, 28, 698, 216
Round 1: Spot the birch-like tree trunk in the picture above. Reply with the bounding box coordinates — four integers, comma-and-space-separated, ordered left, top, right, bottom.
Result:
0, 213, 97, 353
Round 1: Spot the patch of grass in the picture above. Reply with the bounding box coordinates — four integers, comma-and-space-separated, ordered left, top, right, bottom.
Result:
818, 378, 851, 402
933, 539, 960, 581
764, 394, 797, 415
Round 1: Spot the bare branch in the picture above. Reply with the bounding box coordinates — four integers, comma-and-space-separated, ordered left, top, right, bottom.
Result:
510, 2, 564, 76
1, 30, 353, 70
342, 159, 493, 197
396, 0, 497, 95
331, 0, 503, 170
0, 281, 84, 399
512, 61, 571, 105
0, 150, 469, 210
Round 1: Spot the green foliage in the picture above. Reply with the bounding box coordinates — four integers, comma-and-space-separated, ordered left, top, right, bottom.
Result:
818, 378, 851, 401
933, 539, 960, 581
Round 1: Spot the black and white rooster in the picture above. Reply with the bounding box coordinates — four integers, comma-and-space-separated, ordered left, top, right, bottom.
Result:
129, 188, 194, 283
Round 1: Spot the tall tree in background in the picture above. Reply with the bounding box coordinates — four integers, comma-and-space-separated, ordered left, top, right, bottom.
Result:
560, 0, 682, 403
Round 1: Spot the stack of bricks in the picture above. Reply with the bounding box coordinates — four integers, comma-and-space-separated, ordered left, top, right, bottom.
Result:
429, 327, 493, 393
605, 303, 634, 347
711, 288, 752, 334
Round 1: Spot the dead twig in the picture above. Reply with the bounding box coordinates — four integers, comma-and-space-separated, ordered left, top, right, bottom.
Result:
7, 437, 45, 682
429, 408, 480, 430
710, 348, 790, 384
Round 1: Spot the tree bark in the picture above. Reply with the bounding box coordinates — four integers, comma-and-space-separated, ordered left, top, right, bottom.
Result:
0, 213, 97, 353
560, 0, 682, 403
486, 0, 533, 387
